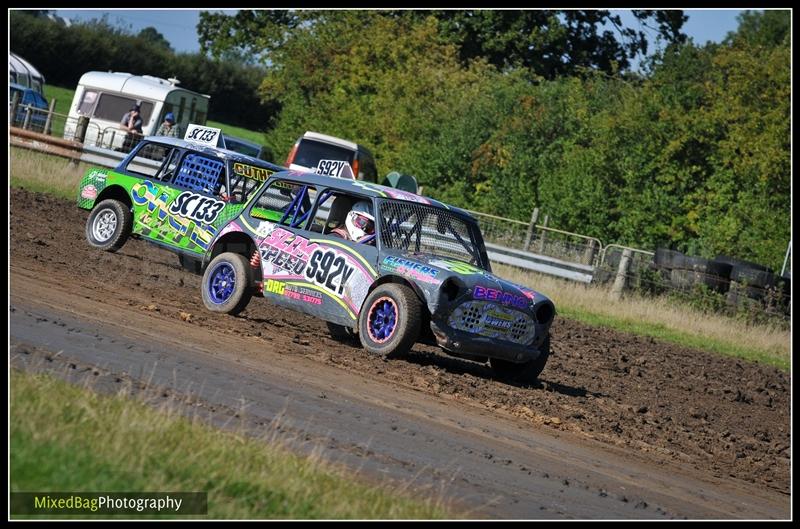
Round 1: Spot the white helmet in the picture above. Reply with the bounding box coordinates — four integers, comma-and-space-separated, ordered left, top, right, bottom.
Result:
345, 210, 375, 241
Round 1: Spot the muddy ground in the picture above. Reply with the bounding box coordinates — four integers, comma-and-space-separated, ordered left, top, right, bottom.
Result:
9, 187, 791, 496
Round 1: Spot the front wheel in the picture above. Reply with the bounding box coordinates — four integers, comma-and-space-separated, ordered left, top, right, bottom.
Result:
358, 284, 421, 358
201, 252, 253, 315
491, 335, 551, 384
85, 199, 132, 252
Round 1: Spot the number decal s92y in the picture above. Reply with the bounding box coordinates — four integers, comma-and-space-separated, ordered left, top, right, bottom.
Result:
304, 249, 355, 296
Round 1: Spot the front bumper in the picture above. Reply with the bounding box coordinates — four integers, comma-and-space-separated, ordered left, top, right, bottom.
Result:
430, 320, 547, 363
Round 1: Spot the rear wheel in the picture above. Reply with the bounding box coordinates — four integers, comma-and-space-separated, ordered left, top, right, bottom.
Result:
358, 284, 421, 358
491, 335, 551, 384
85, 199, 131, 252
201, 252, 253, 315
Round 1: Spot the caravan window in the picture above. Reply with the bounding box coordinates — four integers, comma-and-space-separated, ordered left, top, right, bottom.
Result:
78, 90, 98, 115
93, 93, 153, 123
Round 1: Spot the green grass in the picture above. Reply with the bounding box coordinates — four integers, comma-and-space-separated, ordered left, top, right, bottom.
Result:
43, 84, 76, 117
10, 147, 89, 200
10, 369, 450, 519
206, 120, 267, 146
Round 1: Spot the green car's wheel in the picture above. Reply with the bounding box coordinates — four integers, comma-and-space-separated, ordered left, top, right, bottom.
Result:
85, 199, 132, 252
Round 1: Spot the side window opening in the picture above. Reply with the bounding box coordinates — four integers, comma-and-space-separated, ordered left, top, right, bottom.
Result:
227, 162, 275, 204
172, 153, 227, 197
123, 143, 178, 179
251, 180, 316, 228
310, 192, 376, 245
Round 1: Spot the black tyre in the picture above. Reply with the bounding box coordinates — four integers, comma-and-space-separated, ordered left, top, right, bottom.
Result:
731, 267, 776, 289
654, 248, 685, 270
715, 255, 771, 273
358, 283, 421, 357
85, 199, 132, 252
326, 321, 358, 343
201, 252, 253, 315
491, 335, 551, 384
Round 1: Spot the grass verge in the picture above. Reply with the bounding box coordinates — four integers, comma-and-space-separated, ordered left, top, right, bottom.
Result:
10, 369, 449, 519
495, 264, 790, 371
10, 146, 89, 200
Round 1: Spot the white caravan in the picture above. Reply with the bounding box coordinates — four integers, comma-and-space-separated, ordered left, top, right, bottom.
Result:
64, 71, 210, 150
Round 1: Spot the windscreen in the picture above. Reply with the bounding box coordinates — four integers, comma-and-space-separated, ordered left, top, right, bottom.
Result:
225, 139, 260, 158
378, 200, 487, 269
293, 139, 355, 170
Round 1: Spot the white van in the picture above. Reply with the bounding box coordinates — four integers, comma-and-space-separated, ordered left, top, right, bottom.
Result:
64, 71, 210, 150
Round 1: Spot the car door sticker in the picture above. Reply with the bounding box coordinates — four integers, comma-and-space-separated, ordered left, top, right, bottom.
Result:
168, 191, 226, 224
255, 226, 375, 317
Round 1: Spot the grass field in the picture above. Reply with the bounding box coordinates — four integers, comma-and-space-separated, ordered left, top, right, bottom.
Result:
10, 369, 449, 519
9, 142, 791, 371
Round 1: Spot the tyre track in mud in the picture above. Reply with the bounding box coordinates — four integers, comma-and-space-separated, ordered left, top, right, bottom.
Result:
9, 188, 790, 517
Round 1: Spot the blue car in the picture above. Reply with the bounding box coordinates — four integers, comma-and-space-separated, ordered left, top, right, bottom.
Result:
10, 82, 49, 132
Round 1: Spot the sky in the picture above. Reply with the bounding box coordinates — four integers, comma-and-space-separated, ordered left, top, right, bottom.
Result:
50, 9, 752, 56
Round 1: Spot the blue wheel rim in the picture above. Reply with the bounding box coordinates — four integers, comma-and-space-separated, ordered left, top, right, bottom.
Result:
208, 262, 236, 304
368, 297, 397, 343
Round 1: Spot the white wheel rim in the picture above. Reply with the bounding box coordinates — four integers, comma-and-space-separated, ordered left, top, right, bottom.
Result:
92, 208, 118, 242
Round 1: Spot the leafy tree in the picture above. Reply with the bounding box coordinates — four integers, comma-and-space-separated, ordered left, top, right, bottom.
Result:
725, 9, 790, 48
137, 26, 173, 52
198, 10, 687, 78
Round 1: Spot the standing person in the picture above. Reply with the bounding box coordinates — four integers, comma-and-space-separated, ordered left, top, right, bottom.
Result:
155, 112, 180, 138
120, 103, 143, 152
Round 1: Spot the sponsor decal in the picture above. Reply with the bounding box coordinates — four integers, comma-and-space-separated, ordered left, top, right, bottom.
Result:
184, 124, 221, 146
168, 192, 226, 224
429, 258, 486, 276
448, 300, 536, 345
132, 181, 218, 250
264, 279, 286, 295
283, 284, 323, 305
473, 285, 529, 309
80, 185, 98, 200
232, 163, 272, 182
381, 256, 441, 284
87, 170, 107, 182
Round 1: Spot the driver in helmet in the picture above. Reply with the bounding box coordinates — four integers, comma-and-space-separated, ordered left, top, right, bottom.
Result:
331, 200, 376, 244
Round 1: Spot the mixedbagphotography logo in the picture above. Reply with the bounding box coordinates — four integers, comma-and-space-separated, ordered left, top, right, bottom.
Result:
10, 492, 207, 515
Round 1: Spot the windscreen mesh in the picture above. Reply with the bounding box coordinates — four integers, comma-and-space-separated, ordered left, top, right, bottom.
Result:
378, 200, 485, 267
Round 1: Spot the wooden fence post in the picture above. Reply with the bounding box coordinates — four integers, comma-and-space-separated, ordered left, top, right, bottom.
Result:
583, 239, 597, 266
538, 214, 549, 254
44, 98, 56, 135
523, 207, 539, 251
611, 249, 633, 300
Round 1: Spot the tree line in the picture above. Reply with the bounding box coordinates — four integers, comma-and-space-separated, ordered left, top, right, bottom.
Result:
12, 10, 790, 270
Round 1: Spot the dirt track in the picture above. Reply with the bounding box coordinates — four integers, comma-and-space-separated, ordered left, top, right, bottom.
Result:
9, 188, 791, 518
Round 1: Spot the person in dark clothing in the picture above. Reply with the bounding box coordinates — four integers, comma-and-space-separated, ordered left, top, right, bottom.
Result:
120, 104, 144, 152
